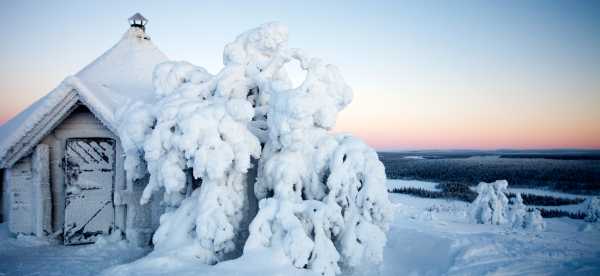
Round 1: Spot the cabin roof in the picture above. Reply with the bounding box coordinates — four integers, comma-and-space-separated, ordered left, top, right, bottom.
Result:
0, 27, 167, 168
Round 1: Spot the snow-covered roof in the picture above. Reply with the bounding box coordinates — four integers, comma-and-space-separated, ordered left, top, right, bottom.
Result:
0, 27, 167, 168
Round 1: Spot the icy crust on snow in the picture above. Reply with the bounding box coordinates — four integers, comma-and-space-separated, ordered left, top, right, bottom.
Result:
116, 22, 391, 275
470, 180, 545, 231
0, 27, 167, 166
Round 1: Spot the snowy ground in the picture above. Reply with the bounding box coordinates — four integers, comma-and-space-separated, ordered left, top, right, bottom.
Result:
1, 179, 599, 275
0, 225, 148, 276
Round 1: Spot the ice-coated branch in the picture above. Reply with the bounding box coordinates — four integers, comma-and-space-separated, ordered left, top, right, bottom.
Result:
246, 29, 392, 275
118, 22, 392, 274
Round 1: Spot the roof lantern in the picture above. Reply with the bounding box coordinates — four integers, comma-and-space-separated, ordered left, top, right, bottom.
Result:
128, 13, 148, 31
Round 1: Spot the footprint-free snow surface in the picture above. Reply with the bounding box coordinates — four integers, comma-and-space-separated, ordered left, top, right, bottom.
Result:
1, 180, 599, 275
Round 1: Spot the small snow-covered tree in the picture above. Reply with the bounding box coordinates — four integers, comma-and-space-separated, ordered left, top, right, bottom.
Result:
523, 209, 545, 231
508, 193, 545, 231
584, 197, 600, 222
508, 193, 527, 228
118, 22, 392, 274
470, 180, 510, 225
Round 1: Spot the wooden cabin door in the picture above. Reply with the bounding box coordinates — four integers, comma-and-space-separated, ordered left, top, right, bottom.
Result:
63, 138, 115, 245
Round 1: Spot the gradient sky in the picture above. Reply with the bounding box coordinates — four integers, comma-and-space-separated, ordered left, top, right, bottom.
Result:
1, 1, 599, 150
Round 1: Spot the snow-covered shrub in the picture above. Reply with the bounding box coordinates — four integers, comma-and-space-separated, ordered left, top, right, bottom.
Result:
584, 197, 600, 222
508, 193, 527, 228
523, 209, 545, 231
118, 22, 391, 274
508, 193, 545, 231
470, 180, 510, 225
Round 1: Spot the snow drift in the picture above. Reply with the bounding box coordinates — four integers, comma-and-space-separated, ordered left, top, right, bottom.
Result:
117, 22, 391, 275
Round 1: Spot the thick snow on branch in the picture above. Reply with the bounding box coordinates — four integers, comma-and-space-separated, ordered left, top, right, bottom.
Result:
118, 22, 391, 274
119, 60, 262, 263
245, 35, 391, 275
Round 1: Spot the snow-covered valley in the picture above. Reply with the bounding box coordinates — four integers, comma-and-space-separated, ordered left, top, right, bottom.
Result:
1, 179, 598, 276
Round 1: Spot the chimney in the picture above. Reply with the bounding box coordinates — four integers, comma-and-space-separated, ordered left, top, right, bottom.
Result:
128, 13, 148, 31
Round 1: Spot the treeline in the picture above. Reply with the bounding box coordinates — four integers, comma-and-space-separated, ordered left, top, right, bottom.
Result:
388, 187, 445, 199
380, 154, 600, 194
389, 184, 588, 219
506, 193, 585, 206
530, 208, 587, 220
388, 184, 477, 203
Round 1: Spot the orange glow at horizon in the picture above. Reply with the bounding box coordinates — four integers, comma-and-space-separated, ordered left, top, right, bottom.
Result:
334, 88, 600, 150
1, 86, 599, 150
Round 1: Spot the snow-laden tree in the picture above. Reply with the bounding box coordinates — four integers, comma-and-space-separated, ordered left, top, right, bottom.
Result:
470, 180, 510, 225
117, 22, 392, 274
523, 209, 545, 231
508, 193, 545, 231
118, 60, 262, 263
508, 193, 527, 228
584, 197, 600, 223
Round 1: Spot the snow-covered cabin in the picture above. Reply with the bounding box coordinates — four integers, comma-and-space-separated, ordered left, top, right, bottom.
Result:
0, 14, 167, 246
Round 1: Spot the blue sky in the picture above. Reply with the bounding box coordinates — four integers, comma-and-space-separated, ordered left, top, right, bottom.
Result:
1, 1, 599, 149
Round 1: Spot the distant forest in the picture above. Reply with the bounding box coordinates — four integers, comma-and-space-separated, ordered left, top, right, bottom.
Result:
379, 150, 600, 195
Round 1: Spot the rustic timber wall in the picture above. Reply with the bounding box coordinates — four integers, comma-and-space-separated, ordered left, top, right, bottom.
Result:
41, 104, 127, 235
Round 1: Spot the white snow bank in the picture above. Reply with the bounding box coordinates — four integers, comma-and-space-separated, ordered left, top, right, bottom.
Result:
103, 247, 316, 276
0, 223, 148, 276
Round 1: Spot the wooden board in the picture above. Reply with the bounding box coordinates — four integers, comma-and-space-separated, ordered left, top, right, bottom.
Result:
64, 138, 115, 245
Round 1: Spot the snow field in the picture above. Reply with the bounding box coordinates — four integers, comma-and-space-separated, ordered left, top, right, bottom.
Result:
2, 184, 599, 275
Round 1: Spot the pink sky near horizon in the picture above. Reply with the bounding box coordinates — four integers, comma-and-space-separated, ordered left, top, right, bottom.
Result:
334, 97, 600, 150
2, 83, 598, 151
